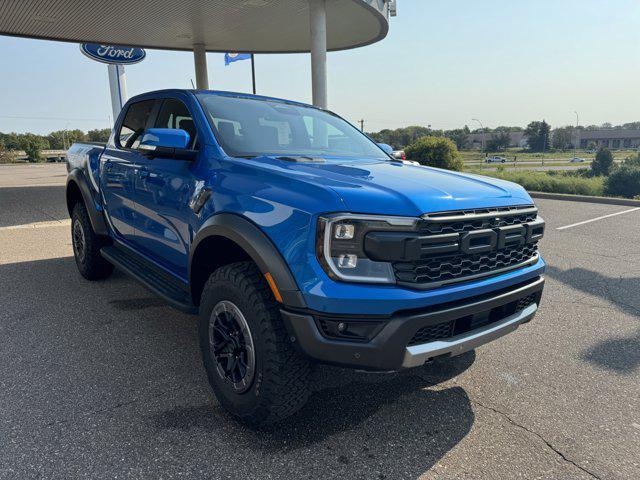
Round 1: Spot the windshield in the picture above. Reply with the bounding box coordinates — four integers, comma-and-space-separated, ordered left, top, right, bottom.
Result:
197, 94, 387, 159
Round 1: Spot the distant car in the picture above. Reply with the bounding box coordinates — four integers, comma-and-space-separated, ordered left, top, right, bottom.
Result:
393, 150, 405, 160
569, 157, 586, 163
486, 156, 507, 163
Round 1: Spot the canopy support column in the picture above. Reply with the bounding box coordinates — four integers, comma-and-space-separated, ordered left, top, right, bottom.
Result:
107, 64, 127, 122
193, 44, 209, 90
309, 0, 327, 109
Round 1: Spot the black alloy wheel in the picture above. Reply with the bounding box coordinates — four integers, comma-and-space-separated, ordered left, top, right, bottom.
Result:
72, 217, 86, 263
210, 300, 256, 393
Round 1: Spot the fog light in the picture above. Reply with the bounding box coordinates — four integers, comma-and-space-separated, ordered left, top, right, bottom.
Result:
334, 223, 355, 240
317, 318, 384, 341
337, 254, 357, 269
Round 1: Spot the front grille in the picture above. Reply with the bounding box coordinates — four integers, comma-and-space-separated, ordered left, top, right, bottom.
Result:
408, 320, 454, 346
395, 243, 538, 285
407, 289, 541, 347
516, 293, 538, 311
394, 206, 541, 288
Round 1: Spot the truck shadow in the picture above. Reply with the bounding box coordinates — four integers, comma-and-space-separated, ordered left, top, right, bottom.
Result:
154, 351, 475, 446
253, 353, 475, 450
1, 255, 476, 478
546, 265, 640, 374
153, 360, 476, 477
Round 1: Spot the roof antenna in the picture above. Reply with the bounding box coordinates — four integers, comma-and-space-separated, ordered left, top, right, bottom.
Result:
190, 78, 196, 89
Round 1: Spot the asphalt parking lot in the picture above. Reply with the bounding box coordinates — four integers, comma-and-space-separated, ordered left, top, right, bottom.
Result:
1, 164, 639, 479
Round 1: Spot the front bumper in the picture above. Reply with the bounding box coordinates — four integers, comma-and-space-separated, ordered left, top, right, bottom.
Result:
281, 276, 544, 371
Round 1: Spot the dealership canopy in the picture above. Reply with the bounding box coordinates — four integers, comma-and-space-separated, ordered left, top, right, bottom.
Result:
0, 0, 392, 107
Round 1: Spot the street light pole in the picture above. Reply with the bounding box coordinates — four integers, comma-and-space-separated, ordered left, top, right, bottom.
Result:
574, 111, 579, 159
472, 118, 485, 153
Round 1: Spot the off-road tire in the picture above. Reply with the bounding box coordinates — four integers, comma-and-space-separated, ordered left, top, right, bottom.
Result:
71, 203, 114, 280
199, 261, 311, 426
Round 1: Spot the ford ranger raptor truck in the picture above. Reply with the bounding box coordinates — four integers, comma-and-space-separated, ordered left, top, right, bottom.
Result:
65, 89, 545, 425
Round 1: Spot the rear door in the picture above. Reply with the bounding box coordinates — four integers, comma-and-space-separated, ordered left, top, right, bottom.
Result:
130, 96, 201, 278
100, 99, 156, 244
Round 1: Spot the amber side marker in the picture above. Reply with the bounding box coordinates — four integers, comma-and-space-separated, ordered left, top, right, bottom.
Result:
264, 272, 283, 303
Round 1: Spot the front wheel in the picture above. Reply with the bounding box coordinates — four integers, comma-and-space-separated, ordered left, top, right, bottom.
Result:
71, 203, 114, 280
199, 262, 311, 426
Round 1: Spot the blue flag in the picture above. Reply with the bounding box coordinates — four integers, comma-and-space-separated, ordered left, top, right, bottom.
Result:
225, 53, 252, 65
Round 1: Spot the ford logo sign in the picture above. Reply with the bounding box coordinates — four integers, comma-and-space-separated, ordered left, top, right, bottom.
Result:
80, 43, 146, 65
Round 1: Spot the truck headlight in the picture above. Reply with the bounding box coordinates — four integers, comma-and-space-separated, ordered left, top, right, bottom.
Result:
316, 214, 418, 284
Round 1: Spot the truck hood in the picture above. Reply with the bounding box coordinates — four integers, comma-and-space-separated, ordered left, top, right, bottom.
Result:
254, 157, 533, 216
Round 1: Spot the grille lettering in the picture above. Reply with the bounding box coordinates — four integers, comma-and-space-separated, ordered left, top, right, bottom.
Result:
393, 211, 544, 287
439, 219, 543, 256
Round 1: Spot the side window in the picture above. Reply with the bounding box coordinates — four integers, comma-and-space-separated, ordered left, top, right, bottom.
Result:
154, 98, 198, 149
117, 99, 155, 149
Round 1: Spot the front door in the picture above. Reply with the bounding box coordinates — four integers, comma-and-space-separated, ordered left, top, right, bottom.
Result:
100, 99, 156, 244
131, 97, 200, 279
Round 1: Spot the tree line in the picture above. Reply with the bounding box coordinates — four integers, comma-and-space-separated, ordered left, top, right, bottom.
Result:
0, 128, 111, 162
368, 124, 526, 152
369, 120, 640, 153
374, 130, 640, 198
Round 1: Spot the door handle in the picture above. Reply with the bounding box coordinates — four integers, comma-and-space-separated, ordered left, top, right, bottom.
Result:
138, 168, 149, 178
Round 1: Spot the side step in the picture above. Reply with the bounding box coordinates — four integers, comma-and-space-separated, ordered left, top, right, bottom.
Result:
101, 245, 197, 314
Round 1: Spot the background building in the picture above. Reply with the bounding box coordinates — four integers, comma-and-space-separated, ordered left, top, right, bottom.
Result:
467, 131, 526, 150
572, 129, 640, 150
467, 129, 640, 151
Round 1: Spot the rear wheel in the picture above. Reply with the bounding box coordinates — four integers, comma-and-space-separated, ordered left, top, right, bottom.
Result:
71, 203, 114, 280
199, 261, 311, 426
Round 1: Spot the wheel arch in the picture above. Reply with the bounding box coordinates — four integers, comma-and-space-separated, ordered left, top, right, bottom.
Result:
189, 213, 306, 309
66, 169, 108, 236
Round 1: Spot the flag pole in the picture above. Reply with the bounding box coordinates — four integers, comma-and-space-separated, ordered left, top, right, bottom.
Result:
251, 54, 256, 95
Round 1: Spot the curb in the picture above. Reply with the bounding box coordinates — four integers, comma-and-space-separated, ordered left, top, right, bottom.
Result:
529, 191, 640, 207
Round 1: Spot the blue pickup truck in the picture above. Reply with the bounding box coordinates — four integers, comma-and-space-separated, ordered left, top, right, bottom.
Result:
66, 89, 545, 425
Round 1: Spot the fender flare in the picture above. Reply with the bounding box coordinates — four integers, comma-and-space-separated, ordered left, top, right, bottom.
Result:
66, 169, 108, 236
190, 213, 306, 308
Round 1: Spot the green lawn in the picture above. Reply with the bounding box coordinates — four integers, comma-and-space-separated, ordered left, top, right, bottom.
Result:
465, 161, 592, 171
459, 148, 638, 164
466, 168, 605, 196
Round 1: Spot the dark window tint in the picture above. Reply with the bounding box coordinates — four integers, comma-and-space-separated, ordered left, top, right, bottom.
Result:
154, 98, 198, 149
117, 99, 155, 149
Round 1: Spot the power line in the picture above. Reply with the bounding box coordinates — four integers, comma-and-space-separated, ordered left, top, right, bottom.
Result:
0, 115, 107, 122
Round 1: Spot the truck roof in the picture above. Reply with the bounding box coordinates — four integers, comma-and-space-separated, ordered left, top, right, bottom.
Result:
127, 88, 318, 110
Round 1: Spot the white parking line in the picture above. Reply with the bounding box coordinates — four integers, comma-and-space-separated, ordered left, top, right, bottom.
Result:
0, 219, 71, 231
556, 207, 640, 230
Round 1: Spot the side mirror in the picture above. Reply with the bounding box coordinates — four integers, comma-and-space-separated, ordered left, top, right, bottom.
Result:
377, 143, 394, 156
138, 128, 196, 160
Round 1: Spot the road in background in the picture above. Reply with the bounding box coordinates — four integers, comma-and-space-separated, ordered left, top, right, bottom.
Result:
473, 164, 589, 172
0, 163, 67, 188
1, 165, 639, 479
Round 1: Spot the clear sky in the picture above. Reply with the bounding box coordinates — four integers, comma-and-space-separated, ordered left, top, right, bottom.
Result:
1, 0, 639, 135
